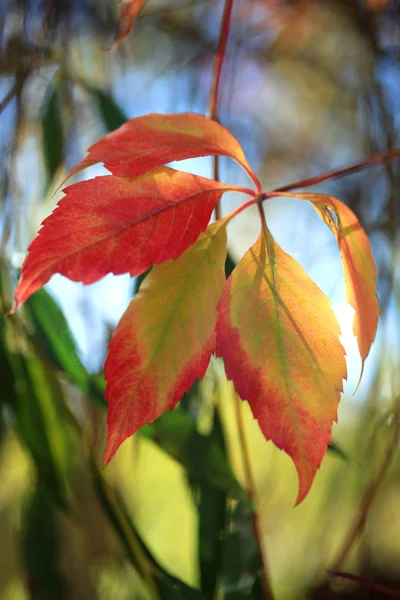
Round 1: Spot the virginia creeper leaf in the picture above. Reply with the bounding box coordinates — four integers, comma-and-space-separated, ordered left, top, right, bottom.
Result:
216, 228, 347, 504
67, 112, 259, 188
12, 168, 235, 310
104, 220, 228, 464
276, 192, 379, 382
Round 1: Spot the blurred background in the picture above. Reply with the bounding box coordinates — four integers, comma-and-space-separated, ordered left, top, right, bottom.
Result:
0, 0, 400, 598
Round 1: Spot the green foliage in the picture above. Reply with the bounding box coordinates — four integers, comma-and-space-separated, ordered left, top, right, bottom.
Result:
42, 81, 64, 183
21, 484, 67, 600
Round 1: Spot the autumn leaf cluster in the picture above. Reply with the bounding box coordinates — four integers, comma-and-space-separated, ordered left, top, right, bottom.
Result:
11, 112, 379, 503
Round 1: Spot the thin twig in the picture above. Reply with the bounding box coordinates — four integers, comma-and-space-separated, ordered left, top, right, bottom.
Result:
329, 571, 400, 597
272, 149, 400, 194
208, 0, 235, 220
0, 83, 18, 115
207, 0, 234, 121
234, 393, 275, 599
331, 410, 400, 572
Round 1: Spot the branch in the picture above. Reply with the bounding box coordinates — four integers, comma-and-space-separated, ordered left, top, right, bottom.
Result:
329, 571, 400, 597
208, 0, 235, 220
234, 393, 275, 600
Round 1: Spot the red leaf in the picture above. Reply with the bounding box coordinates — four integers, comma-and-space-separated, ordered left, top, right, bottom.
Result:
216, 228, 347, 504
12, 168, 237, 310
104, 220, 228, 463
67, 112, 260, 189
108, 0, 145, 50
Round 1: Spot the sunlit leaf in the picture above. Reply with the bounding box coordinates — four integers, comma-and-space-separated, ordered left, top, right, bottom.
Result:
277, 192, 379, 382
104, 220, 228, 464
12, 168, 236, 310
216, 228, 347, 503
68, 112, 259, 188
89, 454, 205, 599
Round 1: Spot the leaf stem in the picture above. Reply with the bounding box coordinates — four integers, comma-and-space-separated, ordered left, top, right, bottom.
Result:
234, 392, 275, 600
224, 146, 400, 223
328, 571, 400, 597
225, 195, 257, 223
208, 0, 235, 220
257, 196, 269, 239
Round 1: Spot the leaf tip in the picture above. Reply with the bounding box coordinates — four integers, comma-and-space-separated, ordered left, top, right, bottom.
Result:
294, 478, 311, 507
6, 298, 18, 316
352, 360, 365, 395
103, 429, 122, 467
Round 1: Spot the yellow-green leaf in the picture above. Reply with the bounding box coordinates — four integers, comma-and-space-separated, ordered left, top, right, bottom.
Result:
216, 228, 347, 504
275, 192, 379, 383
104, 220, 228, 464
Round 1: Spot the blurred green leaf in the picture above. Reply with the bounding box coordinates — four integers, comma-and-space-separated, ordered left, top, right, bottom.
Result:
141, 409, 248, 504
221, 503, 265, 599
93, 89, 127, 131
327, 440, 349, 462
42, 81, 64, 182
21, 483, 67, 600
225, 251, 236, 279
7, 339, 72, 506
0, 311, 17, 409
25, 288, 108, 408
133, 268, 151, 297
195, 409, 228, 597
88, 371, 107, 406
0, 319, 14, 445
25, 289, 88, 390
89, 454, 205, 599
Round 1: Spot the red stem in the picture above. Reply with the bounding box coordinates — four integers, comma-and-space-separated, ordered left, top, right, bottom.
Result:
208, 0, 235, 121
226, 196, 257, 223
272, 148, 400, 193
329, 571, 400, 597
208, 0, 235, 220
226, 148, 400, 223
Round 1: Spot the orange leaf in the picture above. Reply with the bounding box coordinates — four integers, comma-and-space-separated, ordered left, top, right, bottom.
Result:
12, 168, 237, 310
273, 192, 379, 383
104, 219, 228, 464
68, 112, 259, 189
108, 0, 146, 50
216, 228, 347, 504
